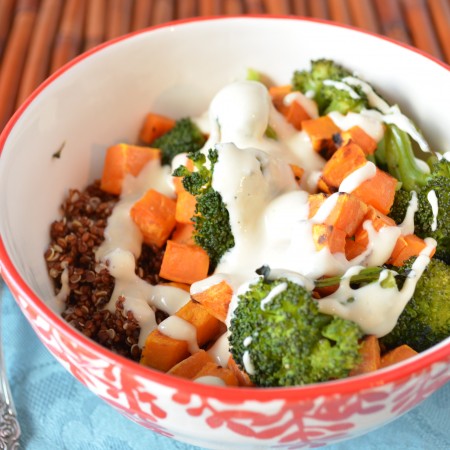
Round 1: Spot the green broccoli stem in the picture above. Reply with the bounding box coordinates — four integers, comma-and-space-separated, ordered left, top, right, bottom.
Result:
383, 124, 429, 192
315, 267, 384, 288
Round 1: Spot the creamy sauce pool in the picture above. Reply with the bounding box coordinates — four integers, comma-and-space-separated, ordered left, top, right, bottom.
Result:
95, 77, 433, 352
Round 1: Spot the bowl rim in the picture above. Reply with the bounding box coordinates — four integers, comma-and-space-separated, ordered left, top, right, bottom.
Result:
1, 14, 449, 403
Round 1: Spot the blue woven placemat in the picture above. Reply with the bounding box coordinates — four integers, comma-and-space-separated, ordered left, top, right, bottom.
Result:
1, 279, 449, 450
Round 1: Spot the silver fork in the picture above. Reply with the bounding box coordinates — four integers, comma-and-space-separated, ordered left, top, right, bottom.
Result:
0, 279, 21, 449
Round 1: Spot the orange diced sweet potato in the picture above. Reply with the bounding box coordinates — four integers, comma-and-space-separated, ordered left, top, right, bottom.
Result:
159, 240, 210, 285
345, 238, 367, 260
354, 206, 396, 248
317, 177, 335, 194
339, 126, 378, 155
139, 113, 176, 144
351, 168, 397, 215
194, 361, 239, 386
312, 224, 346, 254
141, 300, 221, 372
130, 189, 176, 247
100, 144, 161, 195
388, 234, 434, 267
302, 116, 341, 158
227, 356, 254, 387
380, 344, 418, 368
309, 193, 367, 237
140, 330, 190, 372
321, 142, 367, 190
176, 300, 222, 346
168, 349, 215, 379
171, 222, 196, 246
175, 191, 197, 224
191, 280, 233, 323
350, 335, 381, 376
290, 164, 305, 184
172, 158, 194, 194
308, 193, 327, 218
325, 193, 368, 236
284, 101, 311, 130
269, 84, 292, 113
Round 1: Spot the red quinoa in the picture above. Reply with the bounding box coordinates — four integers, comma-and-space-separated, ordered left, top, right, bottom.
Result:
44, 180, 165, 361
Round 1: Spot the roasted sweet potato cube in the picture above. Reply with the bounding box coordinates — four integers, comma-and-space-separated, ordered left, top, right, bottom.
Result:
269, 84, 292, 113
176, 300, 222, 346
350, 335, 381, 376
345, 238, 367, 260
171, 222, 196, 246
130, 189, 176, 247
380, 344, 418, 368
321, 142, 367, 190
308, 193, 327, 218
339, 126, 378, 155
312, 224, 346, 254
139, 113, 176, 144
168, 350, 215, 379
194, 361, 239, 386
175, 191, 197, 224
159, 240, 209, 285
141, 300, 222, 372
388, 234, 434, 267
325, 193, 368, 236
100, 144, 161, 195
302, 116, 341, 158
227, 356, 254, 387
172, 158, 194, 194
140, 330, 190, 372
351, 168, 397, 215
354, 206, 396, 248
191, 280, 233, 322
284, 101, 311, 130
290, 164, 305, 184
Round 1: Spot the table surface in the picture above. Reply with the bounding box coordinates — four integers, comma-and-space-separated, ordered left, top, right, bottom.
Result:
1, 1, 450, 449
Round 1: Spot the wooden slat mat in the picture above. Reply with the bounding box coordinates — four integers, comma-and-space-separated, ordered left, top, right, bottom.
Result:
0, 0, 449, 130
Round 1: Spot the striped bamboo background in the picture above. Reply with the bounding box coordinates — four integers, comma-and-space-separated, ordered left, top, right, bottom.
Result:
0, 0, 449, 130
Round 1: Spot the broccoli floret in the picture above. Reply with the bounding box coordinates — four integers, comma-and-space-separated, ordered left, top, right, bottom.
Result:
173, 149, 234, 268
229, 277, 363, 387
153, 118, 206, 165
388, 188, 413, 225
382, 123, 450, 262
292, 59, 368, 115
414, 159, 450, 263
381, 258, 450, 352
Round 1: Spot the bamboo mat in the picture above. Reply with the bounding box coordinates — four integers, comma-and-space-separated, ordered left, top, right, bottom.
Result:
0, 0, 449, 131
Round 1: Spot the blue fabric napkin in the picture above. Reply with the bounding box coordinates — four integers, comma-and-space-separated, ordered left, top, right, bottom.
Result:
1, 278, 449, 450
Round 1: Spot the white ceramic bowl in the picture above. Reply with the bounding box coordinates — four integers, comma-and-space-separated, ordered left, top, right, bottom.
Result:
0, 16, 449, 450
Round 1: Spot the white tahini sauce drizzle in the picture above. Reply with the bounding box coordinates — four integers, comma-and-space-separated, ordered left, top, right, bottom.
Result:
158, 316, 199, 354
194, 376, 227, 386
343, 76, 430, 152
318, 239, 436, 336
207, 332, 231, 367
339, 161, 377, 193
400, 191, 418, 235
427, 190, 439, 232
323, 79, 360, 99
243, 350, 255, 375
260, 282, 287, 310
327, 110, 384, 142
